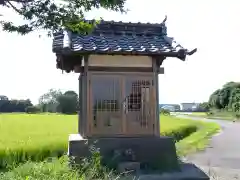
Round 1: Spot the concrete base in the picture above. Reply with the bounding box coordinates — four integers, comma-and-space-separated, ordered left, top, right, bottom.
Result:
68, 134, 179, 172
120, 163, 210, 180
68, 134, 209, 179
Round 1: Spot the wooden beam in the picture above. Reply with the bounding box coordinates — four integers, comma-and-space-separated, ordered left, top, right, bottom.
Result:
75, 66, 154, 73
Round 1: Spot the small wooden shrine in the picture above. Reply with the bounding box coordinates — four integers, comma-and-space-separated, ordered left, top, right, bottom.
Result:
52, 17, 197, 172
53, 18, 196, 138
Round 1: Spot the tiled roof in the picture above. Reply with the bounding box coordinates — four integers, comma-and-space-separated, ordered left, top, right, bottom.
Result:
52, 19, 197, 60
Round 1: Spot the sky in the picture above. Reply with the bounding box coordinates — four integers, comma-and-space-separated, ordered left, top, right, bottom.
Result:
0, 0, 240, 105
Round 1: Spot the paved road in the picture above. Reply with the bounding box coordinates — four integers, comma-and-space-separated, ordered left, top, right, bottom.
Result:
177, 115, 240, 179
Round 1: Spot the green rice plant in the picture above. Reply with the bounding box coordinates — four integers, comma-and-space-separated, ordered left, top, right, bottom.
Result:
160, 115, 198, 141
0, 113, 77, 169
0, 113, 218, 170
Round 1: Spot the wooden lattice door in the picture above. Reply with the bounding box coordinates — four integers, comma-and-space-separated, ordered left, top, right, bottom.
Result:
122, 74, 155, 135
89, 73, 123, 136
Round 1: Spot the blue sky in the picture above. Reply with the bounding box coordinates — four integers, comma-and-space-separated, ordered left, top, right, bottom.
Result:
0, 0, 239, 105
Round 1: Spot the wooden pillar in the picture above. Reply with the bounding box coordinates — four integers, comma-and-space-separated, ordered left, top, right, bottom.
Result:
78, 56, 89, 138
79, 73, 86, 137
155, 68, 160, 136
85, 56, 91, 136
152, 57, 160, 136
78, 74, 82, 134
156, 57, 165, 136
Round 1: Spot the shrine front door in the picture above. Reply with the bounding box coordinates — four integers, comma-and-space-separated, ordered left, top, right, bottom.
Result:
89, 73, 123, 136
88, 72, 156, 137
122, 74, 155, 136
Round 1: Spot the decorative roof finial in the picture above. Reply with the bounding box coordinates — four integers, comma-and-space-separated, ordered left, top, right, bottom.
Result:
187, 48, 197, 55
162, 15, 167, 24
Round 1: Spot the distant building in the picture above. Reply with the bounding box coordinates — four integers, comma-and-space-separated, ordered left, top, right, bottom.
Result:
180, 103, 199, 111
161, 105, 175, 112
159, 104, 181, 112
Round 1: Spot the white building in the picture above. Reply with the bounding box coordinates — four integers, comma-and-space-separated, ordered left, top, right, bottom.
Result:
180, 103, 199, 111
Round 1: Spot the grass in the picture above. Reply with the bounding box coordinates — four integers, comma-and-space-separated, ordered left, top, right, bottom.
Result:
0, 157, 82, 180
187, 112, 208, 117
0, 113, 77, 169
0, 113, 220, 179
161, 115, 198, 142
188, 111, 237, 121
161, 115, 197, 134
160, 115, 221, 156
0, 156, 119, 180
176, 121, 220, 156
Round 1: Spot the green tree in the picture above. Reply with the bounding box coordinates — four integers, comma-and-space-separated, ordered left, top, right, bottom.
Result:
208, 89, 221, 109
0, 0, 126, 35
198, 102, 210, 111
208, 81, 240, 112
232, 102, 240, 112
57, 90, 78, 114
38, 89, 78, 114
38, 89, 62, 112
160, 108, 170, 116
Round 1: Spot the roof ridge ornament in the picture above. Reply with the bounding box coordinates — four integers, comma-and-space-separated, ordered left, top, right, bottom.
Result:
187, 48, 197, 55
162, 15, 167, 24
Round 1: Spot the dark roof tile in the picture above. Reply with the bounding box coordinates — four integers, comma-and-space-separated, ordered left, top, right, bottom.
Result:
52, 20, 197, 60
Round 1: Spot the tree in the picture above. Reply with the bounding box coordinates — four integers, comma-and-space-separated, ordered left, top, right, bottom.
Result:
38, 89, 78, 114
208, 81, 240, 112
38, 89, 62, 112
25, 106, 41, 113
229, 88, 240, 111
232, 102, 240, 112
57, 90, 78, 114
160, 108, 170, 116
208, 89, 221, 109
198, 102, 210, 112
0, 0, 126, 35
0, 95, 33, 112
64, 90, 78, 97
0, 95, 8, 100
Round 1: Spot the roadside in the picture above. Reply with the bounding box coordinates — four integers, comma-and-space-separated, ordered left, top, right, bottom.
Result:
183, 111, 239, 121
176, 120, 220, 157
177, 115, 240, 179
160, 114, 220, 156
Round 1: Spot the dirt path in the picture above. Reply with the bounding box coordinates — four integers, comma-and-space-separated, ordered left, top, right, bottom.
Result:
177, 115, 240, 179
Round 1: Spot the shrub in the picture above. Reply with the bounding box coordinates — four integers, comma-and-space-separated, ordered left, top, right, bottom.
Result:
25, 106, 41, 114
235, 113, 240, 119
207, 111, 214, 116
162, 125, 197, 142
160, 108, 170, 116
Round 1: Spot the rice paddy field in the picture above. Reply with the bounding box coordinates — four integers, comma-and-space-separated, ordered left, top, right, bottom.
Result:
0, 113, 220, 169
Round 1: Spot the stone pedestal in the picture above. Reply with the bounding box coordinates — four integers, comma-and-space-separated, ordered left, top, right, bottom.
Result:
68, 134, 179, 172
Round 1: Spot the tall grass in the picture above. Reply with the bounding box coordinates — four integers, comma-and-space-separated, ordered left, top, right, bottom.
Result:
0, 155, 120, 180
